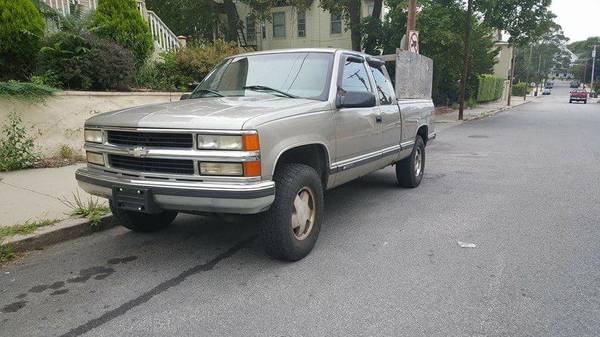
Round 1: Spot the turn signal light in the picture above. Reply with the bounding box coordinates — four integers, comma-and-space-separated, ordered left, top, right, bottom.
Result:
242, 134, 260, 151
243, 161, 261, 177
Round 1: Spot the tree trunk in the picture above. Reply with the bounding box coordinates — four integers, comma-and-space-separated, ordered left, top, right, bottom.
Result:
219, 0, 239, 43
372, 0, 383, 19
458, 0, 472, 120
348, 0, 362, 51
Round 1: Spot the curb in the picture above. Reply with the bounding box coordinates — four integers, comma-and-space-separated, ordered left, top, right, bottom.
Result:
465, 99, 534, 121
1, 214, 114, 253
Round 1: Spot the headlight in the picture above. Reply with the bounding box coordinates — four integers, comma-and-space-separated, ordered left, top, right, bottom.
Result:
197, 133, 259, 151
86, 151, 105, 166
199, 162, 243, 176
84, 129, 102, 143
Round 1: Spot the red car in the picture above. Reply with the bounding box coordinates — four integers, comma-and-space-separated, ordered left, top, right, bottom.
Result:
569, 89, 587, 104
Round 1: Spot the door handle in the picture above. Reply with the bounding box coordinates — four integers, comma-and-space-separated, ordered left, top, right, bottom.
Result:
375, 115, 383, 123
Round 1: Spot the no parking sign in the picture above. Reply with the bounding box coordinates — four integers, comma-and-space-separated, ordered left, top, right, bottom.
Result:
409, 30, 419, 54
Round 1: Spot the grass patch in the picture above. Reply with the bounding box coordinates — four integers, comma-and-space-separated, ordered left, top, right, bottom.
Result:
61, 192, 110, 227
0, 245, 15, 263
0, 219, 59, 240
0, 81, 58, 103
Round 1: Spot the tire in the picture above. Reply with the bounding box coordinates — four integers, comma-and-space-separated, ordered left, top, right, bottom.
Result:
584, 100, 587, 104
396, 136, 425, 188
569, 100, 572, 103
261, 164, 324, 261
110, 201, 177, 232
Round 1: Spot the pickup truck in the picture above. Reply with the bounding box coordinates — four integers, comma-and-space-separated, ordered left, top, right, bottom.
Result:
76, 48, 435, 261
569, 89, 587, 104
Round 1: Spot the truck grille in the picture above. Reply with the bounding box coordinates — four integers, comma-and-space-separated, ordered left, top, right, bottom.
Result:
109, 155, 194, 175
107, 130, 193, 148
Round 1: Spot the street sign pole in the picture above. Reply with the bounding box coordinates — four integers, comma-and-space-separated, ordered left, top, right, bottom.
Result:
405, 0, 417, 50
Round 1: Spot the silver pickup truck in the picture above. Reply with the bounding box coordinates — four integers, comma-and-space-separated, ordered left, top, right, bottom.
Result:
76, 48, 435, 261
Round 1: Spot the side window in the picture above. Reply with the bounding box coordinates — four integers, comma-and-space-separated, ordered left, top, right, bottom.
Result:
369, 64, 395, 105
341, 59, 372, 94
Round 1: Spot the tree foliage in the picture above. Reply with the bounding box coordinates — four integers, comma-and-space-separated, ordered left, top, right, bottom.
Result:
145, 0, 217, 42
89, 0, 153, 65
0, 0, 45, 80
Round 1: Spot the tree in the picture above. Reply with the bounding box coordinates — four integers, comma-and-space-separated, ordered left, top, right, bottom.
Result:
145, 0, 217, 43
320, 0, 363, 51
89, 0, 153, 66
568, 37, 600, 83
0, 0, 45, 80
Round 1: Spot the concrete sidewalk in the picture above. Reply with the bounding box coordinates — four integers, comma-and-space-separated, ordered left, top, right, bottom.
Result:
0, 164, 103, 228
435, 95, 535, 123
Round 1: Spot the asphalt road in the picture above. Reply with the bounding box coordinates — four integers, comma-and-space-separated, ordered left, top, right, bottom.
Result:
2, 82, 599, 337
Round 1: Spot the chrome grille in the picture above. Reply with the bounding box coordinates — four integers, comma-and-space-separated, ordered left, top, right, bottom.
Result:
107, 130, 193, 148
108, 155, 194, 175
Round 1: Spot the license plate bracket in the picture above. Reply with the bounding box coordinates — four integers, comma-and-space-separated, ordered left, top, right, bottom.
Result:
112, 186, 160, 213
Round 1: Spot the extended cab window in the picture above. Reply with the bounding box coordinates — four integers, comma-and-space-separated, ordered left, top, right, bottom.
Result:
341, 58, 371, 93
369, 64, 395, 105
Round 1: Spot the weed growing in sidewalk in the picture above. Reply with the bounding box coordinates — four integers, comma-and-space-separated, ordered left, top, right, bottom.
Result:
61, 191, 110, 227
0, 112, 40, 171
0, 219, 59, 240
0, 245, 15, 263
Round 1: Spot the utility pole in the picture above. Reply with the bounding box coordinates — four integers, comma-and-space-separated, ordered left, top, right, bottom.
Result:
458, 0, 472, 120
507, 47, 517, 106
404, 0, 417, 50
591, 45, 597, 91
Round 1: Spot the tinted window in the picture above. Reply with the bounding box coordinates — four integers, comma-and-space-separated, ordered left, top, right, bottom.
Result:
341, 59, 371, 93
194, 52, 334, 101
369, 64, 395, 105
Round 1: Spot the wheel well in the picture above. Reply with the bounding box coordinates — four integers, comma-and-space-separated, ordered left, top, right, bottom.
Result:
274, 144, 329, 188
417, 125, 428, 145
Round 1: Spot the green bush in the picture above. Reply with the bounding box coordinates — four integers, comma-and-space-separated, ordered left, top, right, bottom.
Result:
0, 81, 57, 102
136, 52, 193, 91
38, 32, 135, 90
89, 0, 153, 66
0, 112, 40, 171
477, 75, 505, 103
176, 40, 240, 82
0, 0, 45, 80
512, 82, 528, 97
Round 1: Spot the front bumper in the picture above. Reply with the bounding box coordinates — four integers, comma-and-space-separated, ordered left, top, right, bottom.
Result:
75, 167, 275, 214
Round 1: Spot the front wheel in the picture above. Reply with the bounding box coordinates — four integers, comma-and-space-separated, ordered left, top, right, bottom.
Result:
260, 164, 324, 261
396, 136, 425, 188
110, 201, 177, 232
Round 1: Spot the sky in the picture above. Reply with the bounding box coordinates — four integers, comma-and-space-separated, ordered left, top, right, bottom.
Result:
551, 0, 600, 43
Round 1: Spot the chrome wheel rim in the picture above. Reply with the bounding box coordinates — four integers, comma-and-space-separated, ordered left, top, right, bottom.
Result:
414, 148, 422, 177
291, 187, 316, 241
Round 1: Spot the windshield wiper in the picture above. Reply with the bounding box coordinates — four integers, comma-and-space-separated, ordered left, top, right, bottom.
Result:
192, 88, 224, 98
243, 85, 298, 98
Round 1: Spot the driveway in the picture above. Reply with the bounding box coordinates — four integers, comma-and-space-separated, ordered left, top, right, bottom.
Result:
2, 81, 599, 337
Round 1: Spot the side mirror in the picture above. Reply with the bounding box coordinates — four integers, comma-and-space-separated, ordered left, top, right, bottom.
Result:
336, 90, 376, 108
180, 93, 191, 100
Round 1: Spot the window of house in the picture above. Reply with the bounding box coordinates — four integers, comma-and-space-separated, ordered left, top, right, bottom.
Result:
273, 12, 286, 38
246, 16, 256, 42
261, 22, 267, 39
369, 64, 395, 105
297, 10, 306, 37
341, 58, 371, 93
331, 13, 342, 34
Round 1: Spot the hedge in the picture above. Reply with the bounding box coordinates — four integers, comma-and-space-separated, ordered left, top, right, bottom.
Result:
477, 75, 505, 103
512, 82, 528, 97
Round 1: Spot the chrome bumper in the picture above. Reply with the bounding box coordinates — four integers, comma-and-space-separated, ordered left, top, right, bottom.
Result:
75, 167, 275, 214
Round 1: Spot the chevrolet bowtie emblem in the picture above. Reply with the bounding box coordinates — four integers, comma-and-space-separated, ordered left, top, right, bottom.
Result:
129, 146, 148, 158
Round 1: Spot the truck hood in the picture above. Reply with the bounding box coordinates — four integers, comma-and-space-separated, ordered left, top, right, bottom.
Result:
85, 96, 330, 130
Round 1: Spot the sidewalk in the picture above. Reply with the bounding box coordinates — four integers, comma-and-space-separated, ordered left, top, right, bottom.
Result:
434, 95, 535, 123
0, 164, 102, 228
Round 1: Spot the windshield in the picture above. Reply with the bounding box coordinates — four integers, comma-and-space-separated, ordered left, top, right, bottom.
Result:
190, 52, 334, 101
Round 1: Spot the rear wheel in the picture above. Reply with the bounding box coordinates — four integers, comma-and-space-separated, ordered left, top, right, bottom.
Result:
110, 201, 177, 232
260, 164, 324, 261
396, 136, 425, 188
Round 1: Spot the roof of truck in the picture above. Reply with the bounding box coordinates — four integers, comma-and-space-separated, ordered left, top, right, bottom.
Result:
232, 48, 372, 58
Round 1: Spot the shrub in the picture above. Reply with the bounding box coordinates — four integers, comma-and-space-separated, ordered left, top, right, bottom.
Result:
512, 82, 528, 97
0, 81, 57, 102
0, 112, 40, 171
89, 0, 153, 66
0, 0, 45, 80
477, 75, 505, 103
136, 52, 193, 91
38, 32, 135, 90
176, 40, 240, 82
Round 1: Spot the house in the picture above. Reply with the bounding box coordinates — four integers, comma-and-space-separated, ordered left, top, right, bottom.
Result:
491, 31, 514, 101
235, 0, 382, 51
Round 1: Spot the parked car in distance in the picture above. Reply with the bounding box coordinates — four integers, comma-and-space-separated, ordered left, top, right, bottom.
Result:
570, 81, 581, 88
589, 90, 598, 98
75, 48, 436, 261
569, 89, 588, 104
542, 88, 551, 95
545, 81, 553, 89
